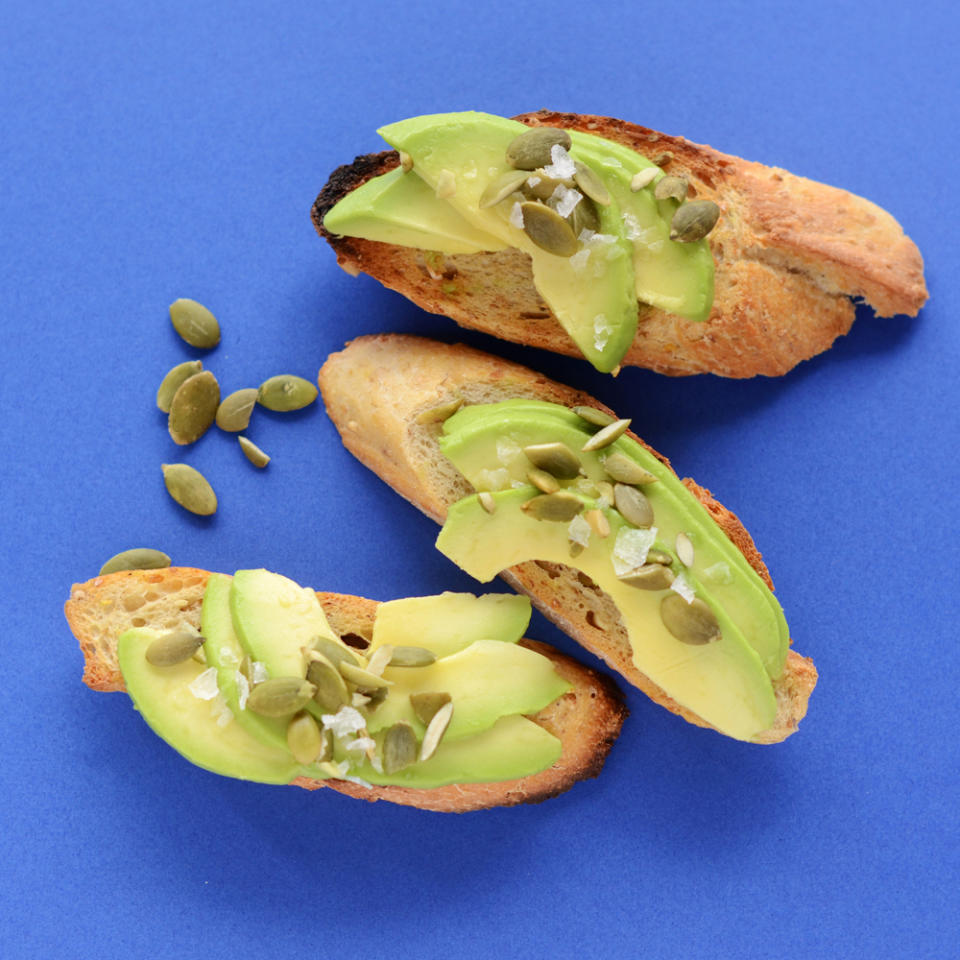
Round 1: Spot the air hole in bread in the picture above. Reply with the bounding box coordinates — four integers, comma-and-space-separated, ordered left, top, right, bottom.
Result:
341, 632, 370, 650
144, 591, 160, 603
122, 594, 145, 612
577, 571, 598, 592
585, 611, 605, 631
131, 617, 146, 627
535, 560, 562, 579
160, 579, 183, 593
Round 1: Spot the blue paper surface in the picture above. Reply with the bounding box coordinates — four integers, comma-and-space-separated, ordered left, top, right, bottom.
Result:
2, 1, 958, 957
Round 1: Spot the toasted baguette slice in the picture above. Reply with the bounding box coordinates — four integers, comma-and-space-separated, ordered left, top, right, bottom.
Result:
65, 568, 626, 813
313, 110, 927, 378
318, 334, 818, 742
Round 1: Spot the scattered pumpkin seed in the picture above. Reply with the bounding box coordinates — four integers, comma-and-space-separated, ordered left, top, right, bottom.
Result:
523, 441, 581, 478
670, 200, 720, 242
479, 169, 531, 208
569, 540, 585, 558
506, 127, 572, 170
215, 388, 258, 432
415, 397, 464, 424
169, 298, 220, 349
528, 468, 560, 494
478, 491, 497, 514
630, 168, 658, 192
568, 197, 600, 235
410, 692, 452, 726
572, 405, 616, 428
618, 563, 676, 591
582, 418, 631, 452
156, 360, 202, 413
602, 451, 658, 485
168, 370, 220, 445
654, 175, 688, 202
247, 677, 317, 717
339, 661, 392, 691
520, 201, 579, 257
383, 722, 418, 774
389, 646, 437, 668
287, 711, 324, 764
145, 629, 205, 666
238, 435, 270, 468
645, 549, 674, 566
584, 508, 611, 539
660, 595, 721, 645
239, 654, 254, 685
257, 374, 318, 412
521, 173, 569, 202
99, 548, 171, 576
521, 491, 584, 522
573, 161, 611, 206
161, 463, 217, 516
310, 635, 362, 670
306, 653, 351, 711
614, 483, 654, 528
419, 700, 454, 763
676, 532, 695, 567
365, 644, 394, 677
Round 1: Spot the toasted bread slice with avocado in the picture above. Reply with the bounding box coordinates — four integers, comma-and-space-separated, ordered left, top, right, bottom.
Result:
318, 334, 817, 742
65, 567, 626, 813
314, 110, 926, 378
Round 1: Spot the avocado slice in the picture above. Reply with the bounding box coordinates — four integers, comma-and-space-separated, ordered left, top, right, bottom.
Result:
369, 591, 531, 657
117, 627, 303, 784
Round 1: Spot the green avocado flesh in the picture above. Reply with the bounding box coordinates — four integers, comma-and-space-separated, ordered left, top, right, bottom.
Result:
117, 574, 568, 789
323, 111, 714, 372
434, 400, 789, 741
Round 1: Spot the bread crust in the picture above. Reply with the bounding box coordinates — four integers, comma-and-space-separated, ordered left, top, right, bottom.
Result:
313, 111, 927, 378
317, 334, 818, 743
65, 568, 626, 812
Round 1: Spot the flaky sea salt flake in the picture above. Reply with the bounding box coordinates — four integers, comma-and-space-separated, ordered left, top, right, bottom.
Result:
612, 527, 658, 576
670, 572, 696, 604
188, 667, 220, 701
544, 144, 576, 180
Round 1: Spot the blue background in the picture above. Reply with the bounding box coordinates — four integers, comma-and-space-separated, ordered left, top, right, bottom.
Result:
2, 1, 957, 957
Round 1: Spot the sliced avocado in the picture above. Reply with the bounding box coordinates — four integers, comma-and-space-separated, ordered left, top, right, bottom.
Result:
364, 638, 571, 741
438, 399, 788, 678
346, 714, 562, 789
436, 488, 777, 741
117, 627, 303, 784
323, 165, 506, 255
369, 591, 531, 658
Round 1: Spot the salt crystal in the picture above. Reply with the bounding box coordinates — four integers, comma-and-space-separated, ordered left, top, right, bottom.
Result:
568, 514, 591, 548
591, 232, 617, 244
321, 706, 367, 739
570, 248, 591, 272
219, 646, 238, 665
551, 184, 582, 219
612, 527, 657, 576
476, 467, 511, 491
509, 202, 524, 229
705, 561, 734, 585
188, 667, 220, 701
578, 228, 596, 243
621, 213, 642, 242
235, 671, 250, 711
370, 755, 384, 774
210, 693, 233, 728
544, 144, 576, 180
250, 661, 269, 684
526, 175, 541, 187
670, 572, 696, 604
346, 737, 376, 752
593, 314, 614, 352
496, 435, 523, 466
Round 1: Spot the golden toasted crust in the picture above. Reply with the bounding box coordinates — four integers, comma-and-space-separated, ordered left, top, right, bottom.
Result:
313, 111, 926, 378
64, 568, 626, 813
317, 334, 817, 742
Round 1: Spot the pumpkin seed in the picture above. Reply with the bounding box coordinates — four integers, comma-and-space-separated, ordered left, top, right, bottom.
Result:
410, 692, 452, 726
479, 169, 530, 208
478, 492, 497, 514
670, 200, 720, 242
257, 374, 318, 412
168, 370, 220, 445
287, 711, 324, 764
339, 661, 392, 691
654, 175, 688, 202
520, 202, 579, 257
215, 388, 258, 432
602, 451, 658, 485
156, 360, 202, 413
660, 595, 721, 645
630, 168, 658, 192
614, 483, 654, 528
364, 644, 394, 677
238, 435, 270, 468
306, 653, 351, 711
521, 491, 584, 522
415, 397, 463, 424
573, 161, 611, 206
247, 677, 317, 717
169, 298, 220, 350
145, 629, 204, 666
646, 549, 673, 566
523, 441, 581, 478
568, 196, 600, 235
569, 540, 585, 558
310, 635, 362, 670
572, 405, 616, 428
161, 463, 217, 516
389, 646, 437, 668
420, 700, 454, 763
528, 468, 560, 494
239, 655, 254, 685
399, 150, 414, 173
506, 127, 572, 170
584, 508, 611, 539
582, 418, 631, 452
382, 722, 418, 774
676, 532, 695, 567
522, 173, 570, 202
99, 548, 171, 576
618, 563, 676, 591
